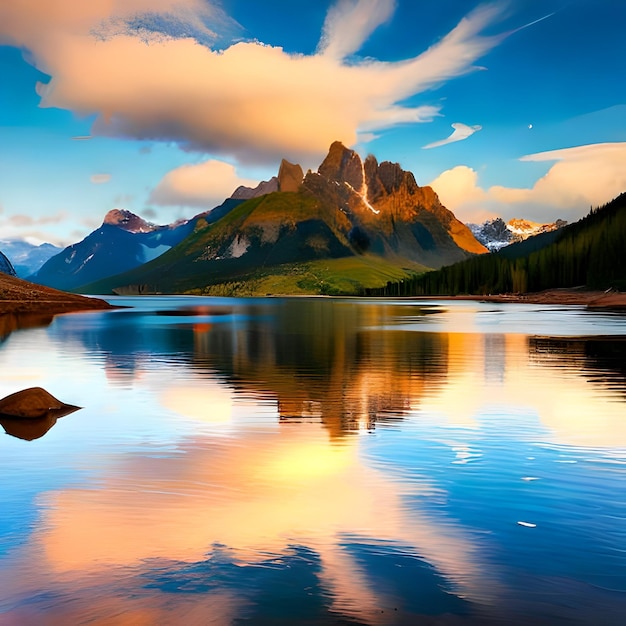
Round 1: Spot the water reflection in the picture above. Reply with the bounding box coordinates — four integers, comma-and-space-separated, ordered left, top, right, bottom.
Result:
0, 414, 60, 441
0, 298, 625, 624
0, 312, 53, 342
529, 336, 626, 393
52, 300, 450, 436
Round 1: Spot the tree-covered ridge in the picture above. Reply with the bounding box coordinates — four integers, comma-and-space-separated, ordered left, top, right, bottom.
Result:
364, 192, 626, 296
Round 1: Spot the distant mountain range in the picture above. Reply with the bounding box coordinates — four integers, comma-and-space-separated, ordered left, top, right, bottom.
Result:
467, 217, 567, 251
0, 240, 60, 277
78, 142, 486, 296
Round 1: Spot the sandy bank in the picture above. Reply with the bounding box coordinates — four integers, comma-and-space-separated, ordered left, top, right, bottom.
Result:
0, 273, 113, 316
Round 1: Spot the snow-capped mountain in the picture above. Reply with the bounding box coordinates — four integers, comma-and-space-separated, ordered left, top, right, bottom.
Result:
468, 217, 567, 251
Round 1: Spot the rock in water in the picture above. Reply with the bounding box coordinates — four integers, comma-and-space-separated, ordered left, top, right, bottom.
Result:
0, 387, 80, 419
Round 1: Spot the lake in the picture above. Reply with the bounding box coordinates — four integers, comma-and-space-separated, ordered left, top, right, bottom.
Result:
1, 296, 625, 625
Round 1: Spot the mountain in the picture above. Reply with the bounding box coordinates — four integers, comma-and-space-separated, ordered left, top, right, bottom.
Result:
0, 250, 17, 276
0, 240, 61, 277
30, 209, 197, 292
366, 192, 626, 296
468, 217, 567, 251
80, 142, 486, 296
230, 160, 305, 199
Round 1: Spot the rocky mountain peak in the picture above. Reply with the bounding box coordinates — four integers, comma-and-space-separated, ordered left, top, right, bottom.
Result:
231, 177, 279, 200
103, 209, 157, 233
277, 159, 304, 192
317, 141, 364, 191
468, 217, 568, 251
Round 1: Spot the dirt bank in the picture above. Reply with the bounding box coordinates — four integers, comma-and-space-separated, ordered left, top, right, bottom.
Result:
418, 288, 626, 309
0, 273, 114, 315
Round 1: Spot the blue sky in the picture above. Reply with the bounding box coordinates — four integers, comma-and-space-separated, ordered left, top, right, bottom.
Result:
0, 0, 625, 245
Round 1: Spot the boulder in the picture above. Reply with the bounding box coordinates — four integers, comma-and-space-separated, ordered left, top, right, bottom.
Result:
0, 387, 80, 419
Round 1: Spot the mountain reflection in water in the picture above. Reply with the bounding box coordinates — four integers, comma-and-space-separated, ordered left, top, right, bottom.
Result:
0, 297, 625, 625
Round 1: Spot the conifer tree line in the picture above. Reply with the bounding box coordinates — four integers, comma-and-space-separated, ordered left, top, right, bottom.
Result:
363, 192, 626, 297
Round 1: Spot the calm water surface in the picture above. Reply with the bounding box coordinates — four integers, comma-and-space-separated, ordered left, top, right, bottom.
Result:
1, 297, 625, 625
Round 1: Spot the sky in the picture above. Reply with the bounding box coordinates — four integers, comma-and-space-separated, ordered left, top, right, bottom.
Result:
0, 0, 625, 246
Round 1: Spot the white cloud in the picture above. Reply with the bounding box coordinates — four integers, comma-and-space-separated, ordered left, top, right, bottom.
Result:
90, 173, 111, 184
423, 122, 482, 149
150, 159, 257, 208
429, 142, 626, 223
0, 0, 508, 165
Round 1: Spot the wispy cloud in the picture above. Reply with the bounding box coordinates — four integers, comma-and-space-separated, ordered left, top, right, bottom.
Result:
0, 211, 70, 246
429, 142, 626, 223
317, 0, 396, 60
423, 122, 482, 149
6, 212, 68, 227
150, 159, 257, 208
0, 0, 510, 165
90, 173, 111, 184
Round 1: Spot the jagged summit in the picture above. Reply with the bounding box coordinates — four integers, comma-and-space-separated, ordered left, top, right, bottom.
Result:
469, 217, 568, 251
231, 159, 304, 200
231, 178, 279, 200
103, 209, 157, 233
301, 141, 485, 256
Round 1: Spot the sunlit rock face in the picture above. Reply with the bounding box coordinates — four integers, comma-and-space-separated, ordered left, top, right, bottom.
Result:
277, 159, 304, 192
231, 177, 279, 199
302, 141, 486, 266
102, 209, 157, 233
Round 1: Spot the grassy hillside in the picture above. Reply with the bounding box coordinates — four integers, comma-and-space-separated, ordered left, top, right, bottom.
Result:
82, 254, 426, 297
364, 192, 626, 296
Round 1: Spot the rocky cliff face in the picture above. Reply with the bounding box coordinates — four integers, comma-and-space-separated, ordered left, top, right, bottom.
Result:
103, 209, 158, 233
301, 141, 486, 266
277, 159, 304, 192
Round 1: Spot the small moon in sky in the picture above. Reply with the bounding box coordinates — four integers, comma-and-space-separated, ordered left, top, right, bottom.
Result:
528, 124, 533, 129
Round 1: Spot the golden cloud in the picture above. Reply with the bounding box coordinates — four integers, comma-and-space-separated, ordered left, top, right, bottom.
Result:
0, 1, 507, 165
430, 142, 626, 223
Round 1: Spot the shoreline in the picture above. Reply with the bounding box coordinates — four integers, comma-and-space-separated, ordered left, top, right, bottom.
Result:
409, 288, 626, 309
0, 273, 114, 317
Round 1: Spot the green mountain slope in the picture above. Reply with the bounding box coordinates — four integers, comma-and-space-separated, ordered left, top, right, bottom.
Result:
364, 192, 626, 296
